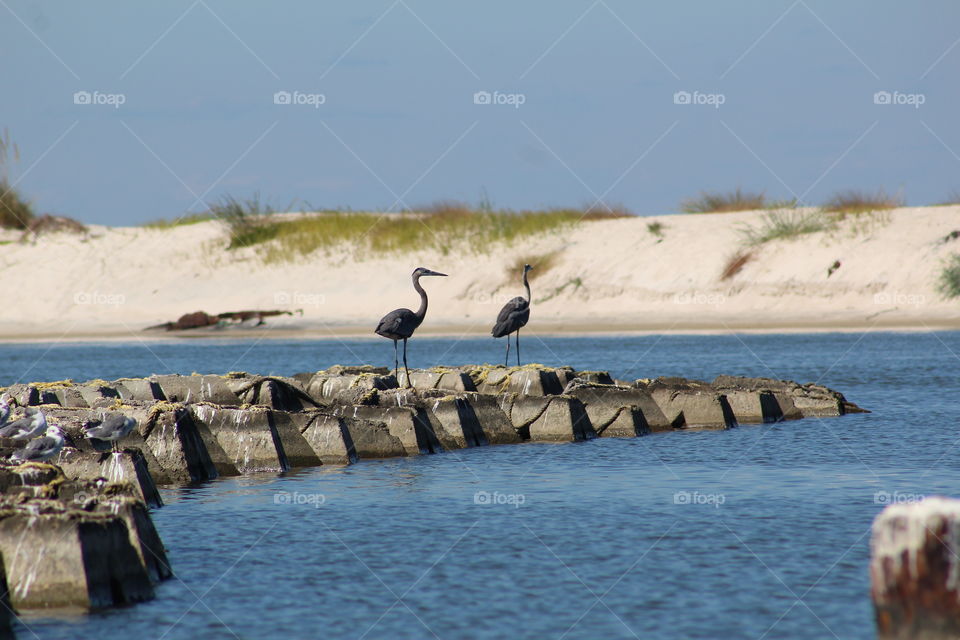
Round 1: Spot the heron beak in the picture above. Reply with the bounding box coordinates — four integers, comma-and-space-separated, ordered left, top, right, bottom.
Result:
426, 270, 447, 277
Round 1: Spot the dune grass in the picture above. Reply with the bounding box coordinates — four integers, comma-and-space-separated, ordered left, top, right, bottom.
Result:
646, 220, 665, 238
507, 251, 559, 282
681, 188, 778, 214
822, 189, 902, 217
720, 250, 754, 280
143, 213, 216, 229
938, 254, 960, 298
256, 201, 630, 263
737, 210, 833, 246
0, 129, 34, 229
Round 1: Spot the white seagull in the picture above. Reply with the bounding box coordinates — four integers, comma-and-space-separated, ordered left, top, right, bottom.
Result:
11, 425, 65, 463
83, 413, 137, 453
0, 407, 47, 441
0, 393, 13, 429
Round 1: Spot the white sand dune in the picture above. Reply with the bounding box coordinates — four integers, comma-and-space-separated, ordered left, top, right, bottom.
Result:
1, 205, 958, 340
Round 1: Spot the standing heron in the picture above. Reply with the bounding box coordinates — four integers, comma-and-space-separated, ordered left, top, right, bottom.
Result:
375, 267, 447, 385
492, 263, 533, 366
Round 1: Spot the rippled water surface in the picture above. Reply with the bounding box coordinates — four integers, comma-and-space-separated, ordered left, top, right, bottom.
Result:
5, 331, 959, 639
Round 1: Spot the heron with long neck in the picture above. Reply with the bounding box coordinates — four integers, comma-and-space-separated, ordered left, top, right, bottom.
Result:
492, 264, 533, 366
375, 267, 447, 386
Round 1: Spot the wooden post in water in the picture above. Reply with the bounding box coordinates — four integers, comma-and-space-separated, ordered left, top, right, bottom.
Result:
871, 496, 960, 639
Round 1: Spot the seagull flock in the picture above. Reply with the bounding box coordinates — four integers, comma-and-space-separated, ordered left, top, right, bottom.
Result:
0, 393, 136, 464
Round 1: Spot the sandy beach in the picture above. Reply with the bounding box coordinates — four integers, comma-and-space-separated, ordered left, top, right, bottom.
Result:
2, 205, 958, 341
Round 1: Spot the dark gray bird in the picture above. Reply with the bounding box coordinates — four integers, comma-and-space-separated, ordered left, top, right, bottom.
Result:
492, 264, 533, 366
375, 267, 447, 385
0, 407, 47, 441
83, 413, 137, 453
10, 425, 65, 463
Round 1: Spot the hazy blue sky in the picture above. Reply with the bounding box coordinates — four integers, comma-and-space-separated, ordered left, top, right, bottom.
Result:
2, 1, 958, 225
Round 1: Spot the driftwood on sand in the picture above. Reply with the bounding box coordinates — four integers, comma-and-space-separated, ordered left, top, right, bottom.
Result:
145, 309, 303, 331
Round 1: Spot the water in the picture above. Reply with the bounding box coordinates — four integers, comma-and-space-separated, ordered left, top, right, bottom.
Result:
6, 331, 959, 639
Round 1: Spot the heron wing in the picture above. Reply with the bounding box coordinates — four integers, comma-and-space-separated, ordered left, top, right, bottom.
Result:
376, 309, 415, 338
492, 297, 529, 337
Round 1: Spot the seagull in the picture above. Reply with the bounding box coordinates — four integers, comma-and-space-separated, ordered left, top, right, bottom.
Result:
0, 407, 47, 441
0, 393, 13, 429
10, 425, 65, 463
83, 413, 137, 453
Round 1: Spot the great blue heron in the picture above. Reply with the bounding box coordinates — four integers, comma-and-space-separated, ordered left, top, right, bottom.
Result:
375, 267, 447, 385
492, 263, 533, 366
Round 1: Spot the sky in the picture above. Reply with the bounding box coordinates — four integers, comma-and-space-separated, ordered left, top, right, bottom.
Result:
1, 0, 958, 225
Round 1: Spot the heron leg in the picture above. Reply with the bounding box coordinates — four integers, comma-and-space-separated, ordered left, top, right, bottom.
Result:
516, 328, 521, 367
504, 336, 510, 367
402, 338, 411, 388
393, 340, 399, 378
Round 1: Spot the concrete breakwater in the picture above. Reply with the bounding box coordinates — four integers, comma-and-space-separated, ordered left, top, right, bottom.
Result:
1, 365, 867, 486
0, 464, 170, 620
0, 364, 864, 617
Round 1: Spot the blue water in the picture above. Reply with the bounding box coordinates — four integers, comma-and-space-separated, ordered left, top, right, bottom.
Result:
7, 331, 960, 639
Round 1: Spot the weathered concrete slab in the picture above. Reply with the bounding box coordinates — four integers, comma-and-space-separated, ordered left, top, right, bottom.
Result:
294, 411, 356, 465
224, 374, 319, 412
641, 378, 735, 430
189, 404, 283, 474
564, 381, 661, 436
501, 394, 595, 442
151, 374, 241, 405
332, 404, 438, 455
0, 497, 155, 610
142, 405, 218, 484
303, 368, 397, 405
56, 448, 163, 508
